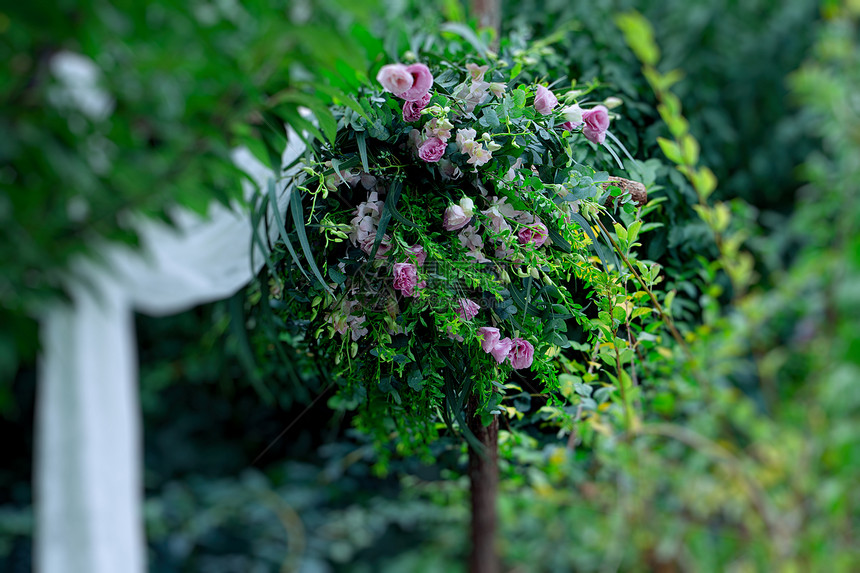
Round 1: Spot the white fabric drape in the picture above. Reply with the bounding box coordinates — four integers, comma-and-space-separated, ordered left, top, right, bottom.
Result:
36, 131, 305, 572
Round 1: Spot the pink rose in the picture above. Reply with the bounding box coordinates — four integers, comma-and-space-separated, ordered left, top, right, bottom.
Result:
582, 105, 610, 144
478, 327, 500, 353
407, 128, 423, 157
443, 205, 471, 231
406, 244, 426, 266
400, 63, 434, 102
457, 298, 480, 321
534, 85, 558, 116
402, 92, 431, 122
477, 327, 514, 364
377, 64, 413, 97
360, 235, 392, 259
490, 337, 514, 364
517, 222, 548, 247
418, 136, 446, 163
508, 338, 534, 370
393, 262, 420, 297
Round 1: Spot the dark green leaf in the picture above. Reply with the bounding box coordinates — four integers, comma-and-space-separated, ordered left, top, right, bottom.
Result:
356, 131, 370, 172
289, 185, 332, 293
266, 179, 310, 281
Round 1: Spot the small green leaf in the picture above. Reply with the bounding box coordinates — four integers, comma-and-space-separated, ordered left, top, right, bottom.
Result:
680, 134, 700, 165
693, 166, 718, 199
407, 367, 425, 391
631, 307, 652, 320
659, 105, 689, 139
510, 62, 523, 80
329, 267, 347, 284
615, 12, 660, 66
480, 107, 500, 128
512, 88, 526, 108
664, 290, 676, 317
614, 222, 628, 244
356, 131, 370, 172
657, 137, 684, 165
627, 220, 642, 244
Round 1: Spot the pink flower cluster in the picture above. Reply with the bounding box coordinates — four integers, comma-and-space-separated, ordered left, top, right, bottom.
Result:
561, 104, 611, 144
443, 197, 475, 231
418, 137, 447, 162
406, 244, 427, 266
350, 192, 391, 258
482, 196, 520, 234
581, 106, 610, 144
458, 225, 489, 263
484, 197, 548, 253
326, 300, 369, 341
457, 298, 480, 321
381, 64, 457, 164
403, 93, 431, 122
410, 123, 453, 163
445, 297, 481, 342
456, 128, 493, 167
324, 163, 377, 192
454, 63, 503, 113
477, 327, 534, 370
392, 246, 427, 298
377, 62, 435, 124
377, 63, 434, 101
440, 194, 549, 262
517, 221, 549, 247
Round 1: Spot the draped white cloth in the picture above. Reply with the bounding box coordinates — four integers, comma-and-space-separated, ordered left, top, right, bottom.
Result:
36, 131, 305, 572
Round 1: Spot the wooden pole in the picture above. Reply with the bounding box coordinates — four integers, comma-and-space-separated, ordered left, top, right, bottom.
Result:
467, 397, 499, 573
472, 0, 501, 45
467, 6, 500, 569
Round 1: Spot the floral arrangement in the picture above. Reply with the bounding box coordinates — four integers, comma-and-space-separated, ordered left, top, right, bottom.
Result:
271, 52, 645, 456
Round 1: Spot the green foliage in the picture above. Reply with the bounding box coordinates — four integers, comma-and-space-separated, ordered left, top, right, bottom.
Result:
503, 0, 823, 328
0, 0, 377, 379
506, 0, 820, 206
461, 8, 859, 570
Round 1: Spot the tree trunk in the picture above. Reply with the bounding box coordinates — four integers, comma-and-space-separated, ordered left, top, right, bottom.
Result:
467, 399, 499, 573
472, 0, 501, 43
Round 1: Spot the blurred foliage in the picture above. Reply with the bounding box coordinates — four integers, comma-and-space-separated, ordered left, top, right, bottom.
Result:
504, 0, 820, 208
0, 0, 381, 382
502, 0, 823, 317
